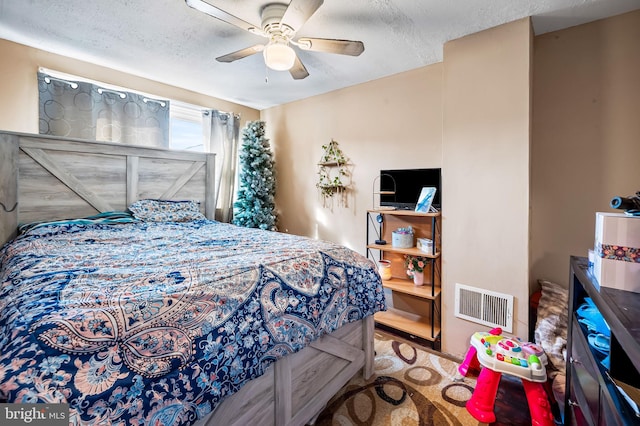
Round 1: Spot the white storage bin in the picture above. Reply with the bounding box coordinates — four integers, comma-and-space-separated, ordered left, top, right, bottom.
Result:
392, 230, 413, 248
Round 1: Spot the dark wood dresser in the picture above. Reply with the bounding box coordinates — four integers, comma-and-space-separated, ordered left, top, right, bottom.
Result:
565, 256, 640, 425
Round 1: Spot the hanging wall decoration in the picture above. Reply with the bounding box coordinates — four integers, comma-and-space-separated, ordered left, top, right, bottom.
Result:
316, 139, 351, 207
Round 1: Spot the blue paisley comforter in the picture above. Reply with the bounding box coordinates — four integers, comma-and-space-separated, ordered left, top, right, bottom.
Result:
0, 218, 385, 425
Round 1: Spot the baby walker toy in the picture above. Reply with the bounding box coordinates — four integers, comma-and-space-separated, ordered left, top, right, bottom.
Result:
458, 327, 554, 426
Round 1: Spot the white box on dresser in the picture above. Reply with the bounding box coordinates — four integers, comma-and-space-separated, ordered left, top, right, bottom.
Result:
593, 212, 640, 292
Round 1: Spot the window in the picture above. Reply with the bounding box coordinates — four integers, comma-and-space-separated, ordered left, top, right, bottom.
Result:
170, 102, 205, 152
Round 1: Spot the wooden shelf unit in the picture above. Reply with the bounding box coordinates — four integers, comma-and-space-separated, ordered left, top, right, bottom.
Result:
366, 243, 440, 258
382, 278, 441, 299
367, 209, 441, 342
375, 310, 441, 342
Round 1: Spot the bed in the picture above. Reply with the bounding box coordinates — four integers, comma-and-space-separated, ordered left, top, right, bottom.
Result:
0, 131, 385, 426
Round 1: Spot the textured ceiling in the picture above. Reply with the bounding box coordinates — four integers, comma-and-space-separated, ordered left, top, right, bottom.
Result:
0, 0, 638, 110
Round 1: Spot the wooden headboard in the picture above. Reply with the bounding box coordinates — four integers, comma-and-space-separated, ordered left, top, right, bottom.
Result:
0, 132, 215, 245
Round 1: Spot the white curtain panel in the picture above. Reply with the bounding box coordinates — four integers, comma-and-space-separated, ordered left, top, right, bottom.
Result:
203, 110, 240, 223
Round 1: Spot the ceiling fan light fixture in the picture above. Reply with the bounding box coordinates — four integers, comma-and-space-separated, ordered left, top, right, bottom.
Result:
188, 0, 363, 80
263, 41, 296, 71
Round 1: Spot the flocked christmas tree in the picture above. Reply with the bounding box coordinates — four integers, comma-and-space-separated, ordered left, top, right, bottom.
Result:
232, 120, 277, 230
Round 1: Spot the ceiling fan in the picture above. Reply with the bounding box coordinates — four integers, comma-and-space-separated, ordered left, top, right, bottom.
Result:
185, 0, 365, 80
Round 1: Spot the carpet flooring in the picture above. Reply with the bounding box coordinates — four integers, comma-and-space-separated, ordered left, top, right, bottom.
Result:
315, 329, 535, 426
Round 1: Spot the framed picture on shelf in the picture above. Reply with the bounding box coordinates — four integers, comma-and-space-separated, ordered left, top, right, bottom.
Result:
415, 187, 437, 213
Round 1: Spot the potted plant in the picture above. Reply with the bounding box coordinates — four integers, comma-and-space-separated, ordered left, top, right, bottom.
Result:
405, 255, 428, 286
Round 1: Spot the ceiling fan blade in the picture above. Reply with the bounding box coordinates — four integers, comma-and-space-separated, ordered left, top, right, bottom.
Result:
289, 55, 309, 80
280, 0, 324, 33
297, 38, 364, 56
185, 0, 263, 35
216, 44, 265, 63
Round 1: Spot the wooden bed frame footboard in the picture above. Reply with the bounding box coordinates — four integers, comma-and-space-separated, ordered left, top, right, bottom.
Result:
0, 132, 378, 425
197, 315, 375, 426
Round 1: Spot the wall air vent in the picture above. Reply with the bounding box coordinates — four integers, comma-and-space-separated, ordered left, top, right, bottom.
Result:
454, 283, 514, 333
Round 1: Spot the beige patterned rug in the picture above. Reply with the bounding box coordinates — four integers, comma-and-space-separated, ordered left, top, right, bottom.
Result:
316, 330, 482, 426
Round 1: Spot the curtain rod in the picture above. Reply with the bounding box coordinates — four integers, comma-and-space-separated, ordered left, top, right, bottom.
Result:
143, 97, 167, 108
39, 67, 169, 105
203, 110, 241, 119
42, 75, 78, 89
97, 87, 126, 99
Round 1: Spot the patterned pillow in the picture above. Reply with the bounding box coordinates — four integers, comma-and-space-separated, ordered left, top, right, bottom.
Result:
534, 279, 569, 378
128, 199, 206, 222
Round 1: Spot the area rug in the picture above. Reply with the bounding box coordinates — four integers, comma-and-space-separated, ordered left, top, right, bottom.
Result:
315, 330, 481, 426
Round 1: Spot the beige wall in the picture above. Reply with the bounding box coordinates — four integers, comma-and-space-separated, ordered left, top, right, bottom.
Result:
441, 18, 532, 356
0, 39, 259, 133
531, 10, 640, 287
261, 65, 443, 251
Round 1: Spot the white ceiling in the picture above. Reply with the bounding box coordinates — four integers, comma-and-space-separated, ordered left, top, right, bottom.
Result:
0, 0, 638, 110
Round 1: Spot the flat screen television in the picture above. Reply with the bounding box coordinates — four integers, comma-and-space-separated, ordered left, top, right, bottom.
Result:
379, 168, 441, 210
